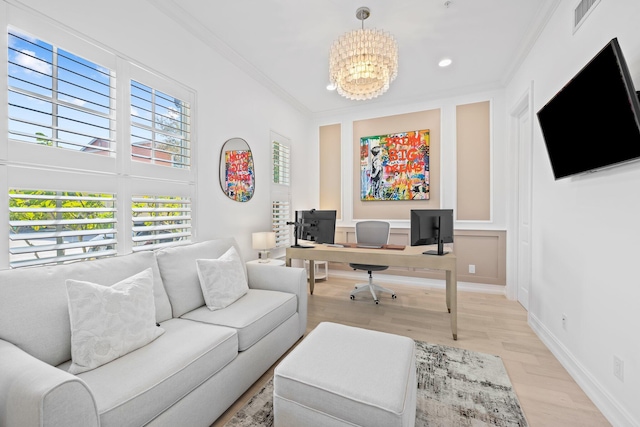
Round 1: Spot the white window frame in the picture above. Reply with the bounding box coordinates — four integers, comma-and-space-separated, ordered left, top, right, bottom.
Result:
8, 190, 117, 268
131, 194, 192, 252
130, 78, 191, 170
7, 29, 116, 154
128, 64, 195, 183
271, 132, 292, 248
1, 5, 197, 269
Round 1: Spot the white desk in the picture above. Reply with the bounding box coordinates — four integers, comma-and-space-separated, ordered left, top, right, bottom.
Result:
286, 244, 458, 340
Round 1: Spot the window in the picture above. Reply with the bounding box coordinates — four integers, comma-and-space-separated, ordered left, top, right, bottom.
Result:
271, 135, 291, 248
271, 199, 291, 248
4, 18, 196, 269
7, 30, 115, 154
131, 81, 191, 168
272, 140, 290, 185
9, 190, 117, 268
132, 195, 191, 251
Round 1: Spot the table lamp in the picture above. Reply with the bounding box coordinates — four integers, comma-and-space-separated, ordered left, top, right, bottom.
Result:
252, 231, 277, 263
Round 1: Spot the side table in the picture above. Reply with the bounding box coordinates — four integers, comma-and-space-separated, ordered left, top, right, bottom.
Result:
246, 259, 285, 267
304, 260, 328, 281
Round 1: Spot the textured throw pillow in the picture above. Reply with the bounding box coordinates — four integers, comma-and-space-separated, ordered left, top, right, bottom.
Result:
196, 246, 248, 311
65, 268, 164, 374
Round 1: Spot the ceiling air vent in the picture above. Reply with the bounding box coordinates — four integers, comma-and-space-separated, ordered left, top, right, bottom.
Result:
573, 0, 600, 33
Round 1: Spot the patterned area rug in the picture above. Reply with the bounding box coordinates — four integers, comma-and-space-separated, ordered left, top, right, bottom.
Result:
225, 341, 528, 427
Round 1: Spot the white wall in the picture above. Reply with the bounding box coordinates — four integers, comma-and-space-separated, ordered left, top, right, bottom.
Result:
506, 1, 640, 425
313, 89, 509, 232
6, 0, 314, 261
5, 0, 638, 423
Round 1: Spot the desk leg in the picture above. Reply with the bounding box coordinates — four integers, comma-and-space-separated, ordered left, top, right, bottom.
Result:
446, 280, 451, 313
446, 269, 458, 340
308, 260, 315, 295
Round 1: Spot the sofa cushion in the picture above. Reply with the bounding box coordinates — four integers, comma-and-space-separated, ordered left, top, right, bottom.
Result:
196, 247, 248, 311
155, 238, 244, 317
181, 289, 296, 351
66, 268, 165, 374
0, 251, 171, 367
57, 318, 238, 427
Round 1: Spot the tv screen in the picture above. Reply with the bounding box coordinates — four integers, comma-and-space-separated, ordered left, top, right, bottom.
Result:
298, 209, 336, 244
537, 38, 640, 180
410, 209, 454, 255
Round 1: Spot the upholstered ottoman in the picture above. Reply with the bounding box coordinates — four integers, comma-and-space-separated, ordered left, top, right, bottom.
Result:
273, 322, 416, 427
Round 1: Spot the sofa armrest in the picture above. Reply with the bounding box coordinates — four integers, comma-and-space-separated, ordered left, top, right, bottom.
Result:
246, 263, 307, 337
0, 339, 99, 427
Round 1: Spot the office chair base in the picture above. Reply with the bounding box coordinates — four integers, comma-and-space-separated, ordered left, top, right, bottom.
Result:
350, 283, 396, 304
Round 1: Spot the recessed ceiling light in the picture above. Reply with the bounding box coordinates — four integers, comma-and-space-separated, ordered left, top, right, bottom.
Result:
326, 82, 337, 91
438, 58, 452, 67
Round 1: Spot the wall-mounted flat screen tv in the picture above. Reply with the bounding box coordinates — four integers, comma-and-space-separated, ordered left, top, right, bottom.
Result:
537, 38, 640, 180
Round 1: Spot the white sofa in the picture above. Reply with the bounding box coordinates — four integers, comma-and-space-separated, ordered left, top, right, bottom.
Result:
0, 238, 307, 427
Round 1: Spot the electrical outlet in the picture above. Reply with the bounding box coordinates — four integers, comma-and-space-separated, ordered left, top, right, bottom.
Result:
614, 356, 624, 382
562, 313, 567, 329
468, 264, 475, 274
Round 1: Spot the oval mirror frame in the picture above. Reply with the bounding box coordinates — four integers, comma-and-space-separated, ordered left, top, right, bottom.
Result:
219, 137, 255, 202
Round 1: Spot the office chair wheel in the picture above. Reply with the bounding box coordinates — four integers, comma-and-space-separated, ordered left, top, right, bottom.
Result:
350, 295, 355, 300
375, 300, 379, 304
392, 294, 397, 299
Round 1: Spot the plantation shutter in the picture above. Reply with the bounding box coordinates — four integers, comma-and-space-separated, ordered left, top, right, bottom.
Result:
272, 199, 291, 247
130, 81, 191, 168
4, 24, 196, 270
271, 137, 292, 248
131, 195, 192, 251
7, 30, 115, 153
272, 140, 290, 185
8, 190, 117, 268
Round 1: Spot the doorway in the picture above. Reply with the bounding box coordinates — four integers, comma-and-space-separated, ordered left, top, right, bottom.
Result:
510, 85, 533, 310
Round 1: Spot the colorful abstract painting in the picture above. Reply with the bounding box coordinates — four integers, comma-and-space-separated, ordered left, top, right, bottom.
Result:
360, 130, 430, 201
225, 150, 255, 202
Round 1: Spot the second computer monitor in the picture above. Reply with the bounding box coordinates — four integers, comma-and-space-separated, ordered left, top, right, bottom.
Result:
298, 209, 336, 244
410, 209, 454, 255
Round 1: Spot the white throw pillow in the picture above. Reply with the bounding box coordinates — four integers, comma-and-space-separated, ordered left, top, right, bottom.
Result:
196, 246, 248, 311
65, 268, 165, 374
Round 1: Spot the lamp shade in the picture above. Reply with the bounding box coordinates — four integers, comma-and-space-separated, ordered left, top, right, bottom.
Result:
252, 232, 276, 250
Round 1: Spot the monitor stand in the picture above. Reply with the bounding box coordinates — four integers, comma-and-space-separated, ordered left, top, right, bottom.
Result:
422, 217, 447, 255
422, 239, 446, 256
291, 233, 313, 249
288, 212, 313, 249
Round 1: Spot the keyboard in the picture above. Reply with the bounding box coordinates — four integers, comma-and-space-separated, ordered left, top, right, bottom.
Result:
356, 244, 382, 249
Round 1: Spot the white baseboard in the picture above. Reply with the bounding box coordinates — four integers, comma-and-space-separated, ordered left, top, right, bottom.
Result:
528, 313, 637, 427
326, 267, 635, 425
327, 269, 506, 295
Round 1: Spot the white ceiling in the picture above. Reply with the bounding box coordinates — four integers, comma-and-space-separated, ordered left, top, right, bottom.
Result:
151, 0, 558, 115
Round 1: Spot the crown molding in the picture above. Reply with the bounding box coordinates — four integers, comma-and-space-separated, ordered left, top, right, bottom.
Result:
501, 0, 562, 87
147, 0, 312, 117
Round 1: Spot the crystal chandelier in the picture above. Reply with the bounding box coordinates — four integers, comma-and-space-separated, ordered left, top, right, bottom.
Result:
329, 7, 398, 101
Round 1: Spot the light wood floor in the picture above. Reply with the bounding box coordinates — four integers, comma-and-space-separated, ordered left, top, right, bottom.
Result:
213, 277, 610, 426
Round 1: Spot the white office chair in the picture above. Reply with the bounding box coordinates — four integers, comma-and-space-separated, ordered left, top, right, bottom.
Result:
349, 221, 397, 304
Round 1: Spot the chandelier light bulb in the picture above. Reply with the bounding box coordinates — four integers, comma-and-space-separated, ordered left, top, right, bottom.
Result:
329, 7, 398, 101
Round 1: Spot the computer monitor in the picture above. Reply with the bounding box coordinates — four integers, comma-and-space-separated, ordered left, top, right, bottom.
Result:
298, 209, 337, 244
410, 209, 454, 255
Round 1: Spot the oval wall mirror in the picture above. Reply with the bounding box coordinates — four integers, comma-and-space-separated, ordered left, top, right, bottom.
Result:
219, 137, 255, 202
